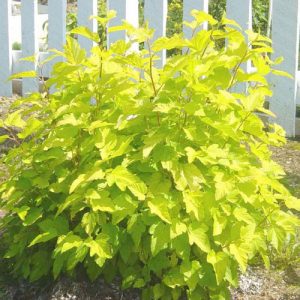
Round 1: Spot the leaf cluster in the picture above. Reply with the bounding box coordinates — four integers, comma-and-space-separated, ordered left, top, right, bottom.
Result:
0, 11, 299, 300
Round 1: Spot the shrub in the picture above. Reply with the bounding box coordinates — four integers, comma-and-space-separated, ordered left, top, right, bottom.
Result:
12, 41, 22, 51
1, 11, 300, 300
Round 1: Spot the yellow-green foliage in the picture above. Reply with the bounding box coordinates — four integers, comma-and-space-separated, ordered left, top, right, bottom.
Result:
0, 11, 299, 300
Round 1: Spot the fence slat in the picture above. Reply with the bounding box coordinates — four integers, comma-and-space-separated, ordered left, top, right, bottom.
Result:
226, 0, 252, 35
0, 0, 12, 97
270, 0, 300, 137
78, 0, 98, 53
227, 0, 252, 94
46, 0, 67, 79
107, 0, 139, 50
183, 0, 209, 39
21, 0, 39, 96
144, 0, 168, 68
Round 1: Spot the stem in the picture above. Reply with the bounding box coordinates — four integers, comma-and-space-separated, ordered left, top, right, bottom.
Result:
183, 111, 187, 127
156, 112, 161, 126
99, 55, 103, 79
256, 208, 277, 229
183, 27, 197, 56
227, 50, 248, 91
4, 126, 21, 146
146, 40, 158, 97
236, 111, 252, 132
200, 30, 214, 59
146, 39, 161, 126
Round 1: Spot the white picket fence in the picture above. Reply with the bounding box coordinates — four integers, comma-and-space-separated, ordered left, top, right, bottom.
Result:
0, 0, 300, 136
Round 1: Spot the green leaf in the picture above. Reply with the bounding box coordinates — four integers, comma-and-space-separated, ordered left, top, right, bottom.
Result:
23, 208, 43, 226
56, 194, 81, 215
66, 244, 88, 271
60, 234, 83, 253
207, 251, 229, 285
127, 214, 146, 248
182, 164, 205, 191
14, 206, 30, 221
183, 191, 203, 221
233, 207, 254, 225
88, 190, 114, 213
148, 197, 172, 224
29, 230, 57, 247
272, 69, 293, 79
81, 212, 99, 235
172, 233, 190, 261
152, 35, 186, 52
86, 234, 112, 259
112, 193, 137, 224
180, 260, 202, 291
4, 110, 26, 128
20, 55, 37, 62
53, 254, 65, 279
229, 243, 249, 272
285, 196, 300, 211
191, 10, 218, 26
9, 71, 37, 80
107, 166, 147, 200
70, 26, 100, 43
0, 135, 9, 143
163, 267, 185, 289
214, 173, 233, 201
18, 118, 42, 139
212, 212, 227, 236
150, 222, 170, 256
188, 223, 211, 253
69, 174, 86, 193
38, 216, 69, 234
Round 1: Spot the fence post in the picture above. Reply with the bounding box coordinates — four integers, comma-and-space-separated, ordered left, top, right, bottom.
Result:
270, 0, 300, 137
183, 0, 209, 39
227, 0, 252, 67
0, 0, 12, 97
107, 0, 139, 50
144, 0, 168, 68
227, 0, 252, 35
47, 0, 67, 79
21, 0, 39, 96
226, 0, 252, 95
78, 0, 98, 53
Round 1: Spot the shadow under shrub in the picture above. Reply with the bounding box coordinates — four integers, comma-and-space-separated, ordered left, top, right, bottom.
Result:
0, 10, 300, 300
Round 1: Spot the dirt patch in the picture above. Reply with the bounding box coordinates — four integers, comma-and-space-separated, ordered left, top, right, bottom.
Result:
271, 141, 300, 198
2, 276, 140, 300
232, 266, 300, 300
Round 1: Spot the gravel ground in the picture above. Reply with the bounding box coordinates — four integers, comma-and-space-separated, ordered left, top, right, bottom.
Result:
0, 95, 300, 299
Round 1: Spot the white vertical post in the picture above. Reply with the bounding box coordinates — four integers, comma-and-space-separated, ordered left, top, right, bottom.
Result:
48, 0, 67, 53
267, 0, 273, 38
78, 0, 98, 53
227, 0, 252, 94
107, 0, 139, 50
226, 0, 252, 35
21, 0, 39, 96
0, 0, 12, 96
270, 0, 300, 137
144, 0, 168, 68
47, 0, 67, 90
183, 0, 209, 39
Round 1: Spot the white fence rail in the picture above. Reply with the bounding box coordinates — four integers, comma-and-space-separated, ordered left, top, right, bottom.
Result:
0, 0, 299, 136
